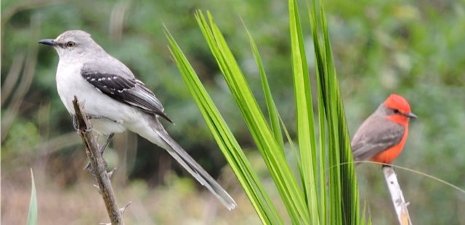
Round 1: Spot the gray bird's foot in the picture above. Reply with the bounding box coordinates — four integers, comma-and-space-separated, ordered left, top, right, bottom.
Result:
72, 115, 78, 130
99, 133, 114, 153
86, 114, 119, 123
75, 114, 118, 132
72, 114, 92, 132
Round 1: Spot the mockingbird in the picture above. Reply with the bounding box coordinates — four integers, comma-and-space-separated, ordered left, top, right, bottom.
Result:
39, 30, 236, 210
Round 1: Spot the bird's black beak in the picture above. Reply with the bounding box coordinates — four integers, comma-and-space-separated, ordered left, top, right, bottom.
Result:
406, 112, 417, 119
38, 39, 56, 46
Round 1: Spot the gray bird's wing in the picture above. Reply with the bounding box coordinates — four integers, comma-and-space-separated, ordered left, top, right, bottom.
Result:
81, 62, 172, 122
351, 115, 404, 161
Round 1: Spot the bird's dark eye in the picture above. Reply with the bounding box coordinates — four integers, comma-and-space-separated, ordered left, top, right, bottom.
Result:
66, 41, 76, 48
393, 109, 400, 114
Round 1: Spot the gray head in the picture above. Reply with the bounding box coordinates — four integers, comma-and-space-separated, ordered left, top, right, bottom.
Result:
39, 30, 104, 60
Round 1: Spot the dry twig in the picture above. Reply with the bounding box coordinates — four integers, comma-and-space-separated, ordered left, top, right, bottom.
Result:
72, 96, 124, 225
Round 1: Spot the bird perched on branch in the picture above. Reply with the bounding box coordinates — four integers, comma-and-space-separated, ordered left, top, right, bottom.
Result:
39, 30, 236, 210
351, 94, 416, 165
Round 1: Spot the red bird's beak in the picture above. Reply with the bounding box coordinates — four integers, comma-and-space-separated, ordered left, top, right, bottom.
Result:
406, 112, 417, 119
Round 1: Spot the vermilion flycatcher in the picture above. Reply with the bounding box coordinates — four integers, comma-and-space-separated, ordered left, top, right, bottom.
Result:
351, 94, 416, 164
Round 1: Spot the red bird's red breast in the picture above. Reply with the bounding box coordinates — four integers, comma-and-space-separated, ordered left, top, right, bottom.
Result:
371, 125, 409, 164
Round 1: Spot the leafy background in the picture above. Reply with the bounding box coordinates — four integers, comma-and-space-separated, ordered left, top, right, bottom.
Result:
2, 0, 464, 224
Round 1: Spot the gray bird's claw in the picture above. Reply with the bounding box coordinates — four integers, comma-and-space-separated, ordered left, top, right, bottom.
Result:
72, 115, 79, 130
72, 114, 92, 132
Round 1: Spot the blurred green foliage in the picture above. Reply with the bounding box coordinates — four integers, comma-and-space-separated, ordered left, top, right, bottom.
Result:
2, 0, 464, 224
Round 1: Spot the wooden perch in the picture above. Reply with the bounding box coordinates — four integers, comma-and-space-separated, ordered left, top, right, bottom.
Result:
383, 165, 412, 225
72, 97, 124, 225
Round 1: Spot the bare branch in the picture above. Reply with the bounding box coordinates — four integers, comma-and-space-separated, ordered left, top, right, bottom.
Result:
72, 96, 124, 225
383, 166, 413, 225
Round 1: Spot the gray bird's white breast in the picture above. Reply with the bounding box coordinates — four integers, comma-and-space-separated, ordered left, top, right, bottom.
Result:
55, 60, 137, 135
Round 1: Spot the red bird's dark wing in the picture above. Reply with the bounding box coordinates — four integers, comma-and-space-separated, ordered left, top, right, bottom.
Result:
351, 114, 405, 161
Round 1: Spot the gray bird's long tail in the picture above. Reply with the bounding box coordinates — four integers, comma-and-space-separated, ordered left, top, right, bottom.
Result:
150, 119, 237, 210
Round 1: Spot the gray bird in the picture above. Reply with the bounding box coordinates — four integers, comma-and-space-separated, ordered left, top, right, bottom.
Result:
39, 30, 236, 210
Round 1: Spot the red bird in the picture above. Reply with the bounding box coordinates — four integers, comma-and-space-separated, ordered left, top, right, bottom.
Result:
351, 94, 416, 164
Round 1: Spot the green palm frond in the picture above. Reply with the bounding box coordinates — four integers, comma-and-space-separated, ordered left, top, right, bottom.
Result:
166, 0, 367, 224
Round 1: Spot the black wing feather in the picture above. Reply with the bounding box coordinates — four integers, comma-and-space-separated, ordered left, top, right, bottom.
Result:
81, 70, 172, 122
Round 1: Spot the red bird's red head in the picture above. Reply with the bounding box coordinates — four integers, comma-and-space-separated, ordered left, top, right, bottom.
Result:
383, 94, 416, 125
384, 94, 411, 113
